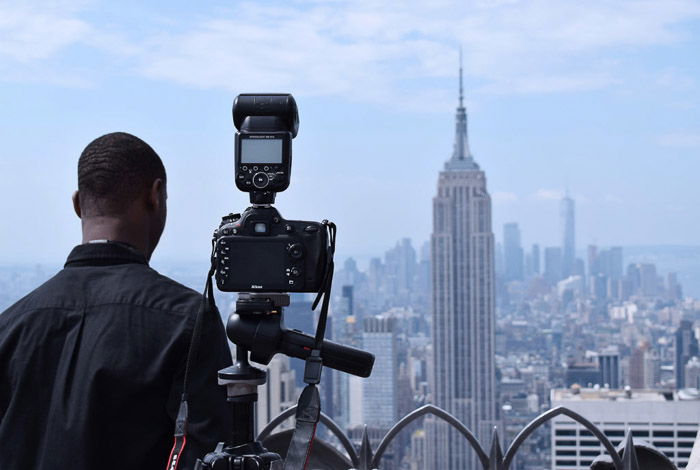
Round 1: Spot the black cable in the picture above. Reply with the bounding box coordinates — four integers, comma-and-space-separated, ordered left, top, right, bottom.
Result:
182, 240, 217, 400
311, 221, 336, 350
166, 241, 218, 470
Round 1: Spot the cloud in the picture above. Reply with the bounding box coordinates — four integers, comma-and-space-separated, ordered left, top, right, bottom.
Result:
534, 188, 564, 200
492, 191, 518, 204
0, 2, 90, 62
656, 69, 697, 91
0, 1, 116, 86
603, 194, 624, 204
133, 0, 700, 101
657, 131, 700, 148
1, 0, 700, 102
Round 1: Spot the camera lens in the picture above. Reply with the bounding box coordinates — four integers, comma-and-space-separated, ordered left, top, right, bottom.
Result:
287, 243, 304, 259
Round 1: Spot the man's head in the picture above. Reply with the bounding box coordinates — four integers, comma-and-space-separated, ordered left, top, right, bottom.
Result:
73, 132, 167, 259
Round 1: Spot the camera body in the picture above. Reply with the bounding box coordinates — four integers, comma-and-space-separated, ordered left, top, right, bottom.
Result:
214, 206, 327, 293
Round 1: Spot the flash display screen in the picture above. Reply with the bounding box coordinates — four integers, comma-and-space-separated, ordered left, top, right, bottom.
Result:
241, 138, 283, 164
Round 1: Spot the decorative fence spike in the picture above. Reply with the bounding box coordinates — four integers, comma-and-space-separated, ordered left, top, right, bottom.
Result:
488, 428, 503, 470
357, 425, 373, 470
622, 430, 640, 470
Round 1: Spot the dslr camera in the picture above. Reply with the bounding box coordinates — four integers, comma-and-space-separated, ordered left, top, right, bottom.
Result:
195, 93, 373, 470
214, 94, 327, 293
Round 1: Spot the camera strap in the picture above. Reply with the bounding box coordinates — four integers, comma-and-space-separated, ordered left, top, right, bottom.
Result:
284, 221, 336, 470
166, 244, 218, 470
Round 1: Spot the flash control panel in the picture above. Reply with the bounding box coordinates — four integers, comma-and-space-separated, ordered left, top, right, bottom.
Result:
236, 164, 288, 191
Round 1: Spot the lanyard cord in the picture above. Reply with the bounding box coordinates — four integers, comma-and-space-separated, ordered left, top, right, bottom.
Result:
284, 221, 336, 470
166, 241, 217, 470
182, 241, 217, 399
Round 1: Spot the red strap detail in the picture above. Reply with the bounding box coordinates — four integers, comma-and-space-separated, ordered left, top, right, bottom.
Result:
165, 435, 187, 470
303, 423, 318, 470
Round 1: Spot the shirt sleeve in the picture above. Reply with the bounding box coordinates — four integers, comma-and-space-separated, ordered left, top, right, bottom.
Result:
167, 305, 234, 470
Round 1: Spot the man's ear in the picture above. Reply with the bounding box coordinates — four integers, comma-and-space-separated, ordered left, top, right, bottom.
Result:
72, 191, 82, 218
148, 178, 165, 211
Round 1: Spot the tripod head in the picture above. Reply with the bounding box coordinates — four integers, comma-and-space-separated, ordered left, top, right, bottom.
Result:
228, 293, 374, 378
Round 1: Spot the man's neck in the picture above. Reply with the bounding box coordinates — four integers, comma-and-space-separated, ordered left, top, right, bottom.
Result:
81, 216, 152, 260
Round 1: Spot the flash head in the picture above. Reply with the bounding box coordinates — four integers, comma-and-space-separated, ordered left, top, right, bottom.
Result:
233, 94, 298, 205
233, 94, 299, 136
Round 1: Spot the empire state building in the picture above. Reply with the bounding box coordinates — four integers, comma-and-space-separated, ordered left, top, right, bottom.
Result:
426, 63, 497, 470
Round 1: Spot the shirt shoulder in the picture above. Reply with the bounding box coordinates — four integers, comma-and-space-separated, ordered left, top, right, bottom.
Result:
0, 264, 206, 327
136, 267, 205, 314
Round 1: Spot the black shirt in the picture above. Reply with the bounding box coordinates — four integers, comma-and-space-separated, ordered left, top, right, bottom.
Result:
0, 242, 233, 470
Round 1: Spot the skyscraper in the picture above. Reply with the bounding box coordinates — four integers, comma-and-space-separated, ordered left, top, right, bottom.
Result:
638, 263, 659, 297
427, 59, 496, 470
531, 244, 541, 276
362, 316, 399, 427
598, 346, 620, 389
675, 320, 699, 389
667, 272, 683, 300
503, 222, 524, 282
256, 355, 297, 433
561, 194, 575, 278
601, 246, 623, 280
384, 238, 418, 305
331, 285, 357, 429
544, 246, 563, 284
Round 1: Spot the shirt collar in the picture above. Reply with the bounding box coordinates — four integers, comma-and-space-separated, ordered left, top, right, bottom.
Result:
65, 241, 149, 267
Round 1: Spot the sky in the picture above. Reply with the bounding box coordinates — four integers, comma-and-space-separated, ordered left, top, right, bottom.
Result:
0, 0, 699, 268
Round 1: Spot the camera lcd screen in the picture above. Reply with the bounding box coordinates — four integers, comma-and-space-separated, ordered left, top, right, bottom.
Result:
225, 238, 288, 289
241, 138, 283, 164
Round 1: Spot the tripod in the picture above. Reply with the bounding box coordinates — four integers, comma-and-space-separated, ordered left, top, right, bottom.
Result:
194, 288, 374, 469
195, 294, 291, 470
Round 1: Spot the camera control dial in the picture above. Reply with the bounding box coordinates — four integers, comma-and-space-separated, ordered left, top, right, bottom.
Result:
287, 243, 304, 259
252, 172, 269, 189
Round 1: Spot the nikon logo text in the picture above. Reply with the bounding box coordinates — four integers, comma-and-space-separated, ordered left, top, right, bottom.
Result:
251, 284, 263, 289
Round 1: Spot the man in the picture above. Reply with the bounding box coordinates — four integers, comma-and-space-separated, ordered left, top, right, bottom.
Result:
0, 132, 232, 470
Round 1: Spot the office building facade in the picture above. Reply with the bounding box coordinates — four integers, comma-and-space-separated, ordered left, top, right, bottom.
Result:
427, 62, 497, 470
551, 388, 700, 469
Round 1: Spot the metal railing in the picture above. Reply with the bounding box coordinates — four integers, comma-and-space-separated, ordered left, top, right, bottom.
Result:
259, 404, 692, 469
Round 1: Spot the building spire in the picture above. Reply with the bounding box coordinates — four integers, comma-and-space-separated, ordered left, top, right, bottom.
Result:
459, 46, 464, 109
445, 47, 479, 171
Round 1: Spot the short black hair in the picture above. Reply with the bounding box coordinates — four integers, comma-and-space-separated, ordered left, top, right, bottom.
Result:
78, 132, 166, 216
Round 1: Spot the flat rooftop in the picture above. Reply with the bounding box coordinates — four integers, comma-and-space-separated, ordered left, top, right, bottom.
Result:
552, 387, 700, 402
